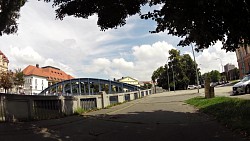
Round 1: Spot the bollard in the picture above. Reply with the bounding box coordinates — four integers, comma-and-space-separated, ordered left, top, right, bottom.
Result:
205, 76, 215, 98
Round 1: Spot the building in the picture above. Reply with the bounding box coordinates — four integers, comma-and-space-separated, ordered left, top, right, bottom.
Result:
0, 51, 9, 93
235, 44, 250, 78
224, 63, 236, 73
117, 76, 140, 87
224, 63, 238, 81
0, 50, 9, 73
22, 64, 74, 95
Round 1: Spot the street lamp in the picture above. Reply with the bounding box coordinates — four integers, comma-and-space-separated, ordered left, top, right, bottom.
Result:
191, 43, 200, 93
216, 58, 223, 73
171, 59, 175, 92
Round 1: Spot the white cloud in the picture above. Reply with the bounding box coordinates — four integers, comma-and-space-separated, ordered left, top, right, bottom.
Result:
10, 46, 44, 64
112, 58, 134, 70
195, 42, 238, 74
81, 41, 176, 81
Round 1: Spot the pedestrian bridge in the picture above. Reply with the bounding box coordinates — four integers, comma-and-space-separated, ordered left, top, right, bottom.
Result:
40, 78, 144, 95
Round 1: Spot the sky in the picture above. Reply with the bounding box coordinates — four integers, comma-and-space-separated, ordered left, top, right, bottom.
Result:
0, 1, 238, 81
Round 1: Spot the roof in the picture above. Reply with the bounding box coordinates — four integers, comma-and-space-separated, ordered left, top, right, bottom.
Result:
22, 65, 74, 81
0, 50, 9, 63
117, 76, 138, 81
22, 65, 48, 78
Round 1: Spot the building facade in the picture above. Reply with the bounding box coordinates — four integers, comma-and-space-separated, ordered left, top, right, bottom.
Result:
117, 76, 140, 87
224, 63, 236, 73
22, 64, 74, 95
0, 51, 9, 93
0, 50, 9, 73
235, 44, 250, 78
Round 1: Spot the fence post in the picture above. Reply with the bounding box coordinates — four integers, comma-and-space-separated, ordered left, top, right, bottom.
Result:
28, 98, 34, 120
100, 91, 109, 108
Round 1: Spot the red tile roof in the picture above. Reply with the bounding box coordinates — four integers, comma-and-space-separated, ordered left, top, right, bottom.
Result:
22, 65, 74, 82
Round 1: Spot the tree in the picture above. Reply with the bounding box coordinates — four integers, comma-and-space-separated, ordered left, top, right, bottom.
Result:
0, 70, 14, 93
210, 70, 221, 82
155, 49, 199, 90
0, 0, 27, 36
44, 0, 249, 51
151, 66, 164, 83
13, 68, 25, 93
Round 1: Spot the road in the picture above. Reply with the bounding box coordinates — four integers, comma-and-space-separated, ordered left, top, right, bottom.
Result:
0, 86, 249, 141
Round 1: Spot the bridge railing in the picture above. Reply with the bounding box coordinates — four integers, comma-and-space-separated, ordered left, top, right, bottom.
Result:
0, 89, 152, 122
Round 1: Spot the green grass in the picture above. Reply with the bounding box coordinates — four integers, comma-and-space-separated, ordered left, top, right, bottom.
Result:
74, 107, 98, 115
185, 96, 250, 137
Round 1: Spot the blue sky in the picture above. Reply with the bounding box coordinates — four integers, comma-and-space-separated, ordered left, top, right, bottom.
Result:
0, 1, 238, 81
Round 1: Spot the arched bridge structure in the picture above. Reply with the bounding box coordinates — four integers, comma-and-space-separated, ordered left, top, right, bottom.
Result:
40, 78, 144, 96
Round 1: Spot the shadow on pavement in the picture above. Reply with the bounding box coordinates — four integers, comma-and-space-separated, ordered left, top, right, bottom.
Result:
0, 109, 248, 141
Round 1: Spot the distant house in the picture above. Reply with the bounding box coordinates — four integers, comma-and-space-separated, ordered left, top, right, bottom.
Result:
139, 81, 153, 88
0, 50, 9, 73
117, 76, 140, 87
22, 64, 74, 95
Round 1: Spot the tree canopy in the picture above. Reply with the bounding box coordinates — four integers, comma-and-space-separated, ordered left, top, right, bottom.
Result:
44, 0, 249, 51
0, 0, 26, 36
154, 49, 199, 90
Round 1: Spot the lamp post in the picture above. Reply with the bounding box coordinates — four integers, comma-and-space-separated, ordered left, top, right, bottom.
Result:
216, 58, 223, 73
191, 43, 200, 93
171, 59, 175, 92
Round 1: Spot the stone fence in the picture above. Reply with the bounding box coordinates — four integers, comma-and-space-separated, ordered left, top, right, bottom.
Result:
0, 89, 152, 122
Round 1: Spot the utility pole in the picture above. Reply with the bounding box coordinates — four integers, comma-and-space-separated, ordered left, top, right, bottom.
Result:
171, 60, 175, 92
166, 63, 170, 91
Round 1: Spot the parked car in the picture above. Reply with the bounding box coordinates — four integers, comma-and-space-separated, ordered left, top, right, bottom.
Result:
196, 85, 201, 89
232, 74, 250, 95
187, 85, 196, 90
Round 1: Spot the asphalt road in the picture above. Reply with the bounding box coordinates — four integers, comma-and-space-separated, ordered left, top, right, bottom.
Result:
0, 86, 249, 141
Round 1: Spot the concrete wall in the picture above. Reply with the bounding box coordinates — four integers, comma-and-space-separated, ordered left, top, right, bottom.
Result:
0, 89, 152, 122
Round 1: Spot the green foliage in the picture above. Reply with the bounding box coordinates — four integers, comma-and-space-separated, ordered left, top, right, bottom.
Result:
186, 97, 250, 136
210, 70, 221, 82
14, 68, 25, 86
151, 66, 164, 83
44, 0, 250, 51
74, 108, 87, 115
142, 83, 152, 89
0, 0, 27, 36
0, 71, 14, 93
156, 49, 199, 90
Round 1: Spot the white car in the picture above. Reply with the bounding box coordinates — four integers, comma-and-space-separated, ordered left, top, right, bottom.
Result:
187, 85, 196, 89
232, 75, 250, 95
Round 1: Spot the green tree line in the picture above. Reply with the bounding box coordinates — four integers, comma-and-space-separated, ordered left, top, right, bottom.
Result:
152, 51, 240, 91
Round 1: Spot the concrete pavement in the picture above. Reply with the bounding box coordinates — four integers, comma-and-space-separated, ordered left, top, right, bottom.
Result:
0, 86, 249, 141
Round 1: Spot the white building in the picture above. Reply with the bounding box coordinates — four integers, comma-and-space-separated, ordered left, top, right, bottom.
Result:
24, 75, 48, 95
117, 76, 140, 87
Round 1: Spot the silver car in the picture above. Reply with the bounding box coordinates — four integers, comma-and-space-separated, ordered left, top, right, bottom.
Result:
232, 75, 250, 95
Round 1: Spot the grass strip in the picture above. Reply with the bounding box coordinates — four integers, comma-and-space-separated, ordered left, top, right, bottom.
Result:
185, 96, 250, 137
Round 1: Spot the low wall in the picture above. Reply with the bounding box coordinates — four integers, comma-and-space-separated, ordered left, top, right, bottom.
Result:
0, 89, 152, 122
